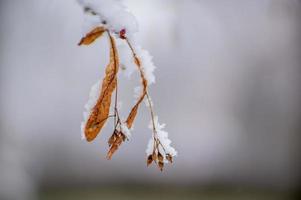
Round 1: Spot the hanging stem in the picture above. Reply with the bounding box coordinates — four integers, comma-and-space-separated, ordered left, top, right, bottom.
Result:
125, 38, 157, 134
107, 30, 121, 127
124, 38, 169, 156
114, 78, 118, 126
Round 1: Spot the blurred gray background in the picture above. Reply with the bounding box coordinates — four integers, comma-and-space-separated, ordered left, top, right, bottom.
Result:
0, 0, 300, 199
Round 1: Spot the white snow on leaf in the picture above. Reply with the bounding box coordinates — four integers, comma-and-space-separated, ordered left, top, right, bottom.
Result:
81, 80, 101, 140
120, 122, 131, 139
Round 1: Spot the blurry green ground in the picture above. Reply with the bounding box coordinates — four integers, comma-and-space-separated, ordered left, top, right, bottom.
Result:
39, 185, 300, 200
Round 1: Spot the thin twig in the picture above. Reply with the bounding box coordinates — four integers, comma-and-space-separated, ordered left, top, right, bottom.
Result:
125, 38, 157, 134
125, 38, 170, 156
107, 30, 121, 127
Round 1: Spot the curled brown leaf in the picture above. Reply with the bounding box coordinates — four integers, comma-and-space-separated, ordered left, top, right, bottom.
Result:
84, 34, 119, 142
78, 26, 106, 46
125, 56, 148, 129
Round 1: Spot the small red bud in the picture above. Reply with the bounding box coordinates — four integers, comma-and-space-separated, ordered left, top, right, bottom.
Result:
119, 29, 126, 39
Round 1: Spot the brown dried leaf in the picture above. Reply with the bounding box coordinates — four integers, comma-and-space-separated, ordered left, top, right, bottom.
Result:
78, 26, 106, 46
84, 34, 119, 142
125, 57, 148, 128
147, 155, 153, 166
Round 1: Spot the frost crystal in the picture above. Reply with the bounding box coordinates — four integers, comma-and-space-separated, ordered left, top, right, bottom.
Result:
146, 138, 153, 154
134, 46, 156, 85
148, 116, 177, 157
120, 122, 131, 139
116, 39, 156, 84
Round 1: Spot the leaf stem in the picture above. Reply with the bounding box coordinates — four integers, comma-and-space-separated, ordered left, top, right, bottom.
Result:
125, 39, 157, 134
125, 38, 169, 156
107, 30, 121, 127
124, 38, 170, 158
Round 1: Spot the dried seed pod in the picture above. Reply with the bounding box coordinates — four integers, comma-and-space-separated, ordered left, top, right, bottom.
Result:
108, 136, 115, 146
152, 151, 157, 161
158, 161, 164, 171
116, 135, 123, 145
107, 144, 118, 160
106, 129, 127, 159
147, 155, 153, 166
108, 131, 117, 146
166, 154, 173, 163
121, 133, 126, 141
158, 152, 164, 162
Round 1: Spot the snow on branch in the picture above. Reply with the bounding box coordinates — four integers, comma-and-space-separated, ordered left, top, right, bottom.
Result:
77, 0, 176, 171
77, 0, 138, 38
